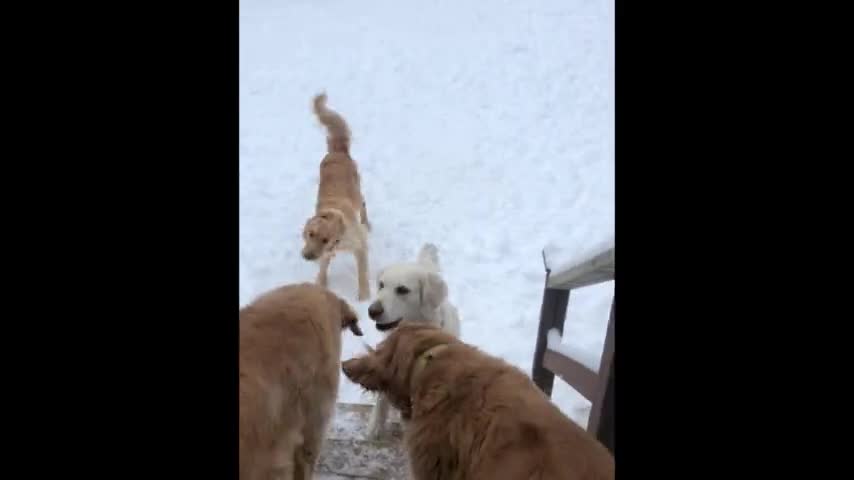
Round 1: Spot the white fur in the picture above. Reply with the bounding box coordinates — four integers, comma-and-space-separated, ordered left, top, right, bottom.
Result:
364, 243, 460, 439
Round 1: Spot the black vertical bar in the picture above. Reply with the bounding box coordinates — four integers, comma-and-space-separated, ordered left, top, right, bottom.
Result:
588, 294, 614, 433
596, 354, 614, 455
532, 278, 570, 396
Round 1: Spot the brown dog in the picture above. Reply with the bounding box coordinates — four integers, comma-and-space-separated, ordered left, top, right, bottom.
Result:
301, 93, 371, 300
240, 283, 363, 480
343, 324, 615, 480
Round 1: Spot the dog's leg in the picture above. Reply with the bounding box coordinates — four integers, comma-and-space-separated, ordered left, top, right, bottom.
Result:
297, 435, 321, 480
270, 429, 301, 480
291, 447, 308, 480
360, 200, 371, 231
288, 459, 302, 480
366, 394, 389, 439
297, 407, 329, 480
292, 446, 318, 480
316, 254, 333, 287
269, 464, 294, 480
355, 247, 370, 301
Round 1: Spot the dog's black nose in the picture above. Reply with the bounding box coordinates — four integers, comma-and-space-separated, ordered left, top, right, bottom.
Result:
368, 301, 384, 320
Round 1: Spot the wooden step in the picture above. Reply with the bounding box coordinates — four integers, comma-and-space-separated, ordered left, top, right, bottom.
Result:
317, 403, 408, 479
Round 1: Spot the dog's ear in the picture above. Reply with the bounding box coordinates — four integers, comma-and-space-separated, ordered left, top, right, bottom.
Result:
319, 211, 345, 235
339, 298, 363, 336
342, 353, 382, 391
420, 271, 448, 310
332, 213, 345, 233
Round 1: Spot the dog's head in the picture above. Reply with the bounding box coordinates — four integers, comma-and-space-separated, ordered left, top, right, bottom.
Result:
342, 323, 457, 418
301, 210, 345, 260
367, 263, 448, 332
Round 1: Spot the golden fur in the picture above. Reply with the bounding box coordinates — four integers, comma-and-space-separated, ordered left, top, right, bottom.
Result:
343, 324, 615, 480
239, 283, 363, 480
301, 93, 371, 300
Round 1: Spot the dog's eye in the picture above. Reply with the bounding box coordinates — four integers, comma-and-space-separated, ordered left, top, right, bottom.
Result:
378, 281, 384, 290
322, 238, 328, 244
308, 232, 315, 238
395, 286, 410, 295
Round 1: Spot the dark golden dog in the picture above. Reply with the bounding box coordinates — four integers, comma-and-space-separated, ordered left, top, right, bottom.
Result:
343, 324, 614, 480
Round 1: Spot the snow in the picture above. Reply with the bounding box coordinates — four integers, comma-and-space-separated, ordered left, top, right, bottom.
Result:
319, 405, 407, 478
240, 0, 614, 429
543, 236, 614, 277
548, 328, 601, 371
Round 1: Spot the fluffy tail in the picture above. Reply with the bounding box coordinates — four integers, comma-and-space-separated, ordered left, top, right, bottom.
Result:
417, 243, 441, 271
312, 93, 351, 153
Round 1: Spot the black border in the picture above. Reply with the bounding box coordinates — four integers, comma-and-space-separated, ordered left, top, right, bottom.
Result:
615, 0, 785, 473
8, 0, 796, 475
13, 2, 240, 476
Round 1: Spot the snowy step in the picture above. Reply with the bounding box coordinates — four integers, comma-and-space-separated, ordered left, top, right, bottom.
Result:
317, 403, 408, 479
316, 474, 377, 480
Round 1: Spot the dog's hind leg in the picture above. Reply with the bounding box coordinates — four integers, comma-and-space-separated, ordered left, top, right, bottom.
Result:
296, 428, 324, 480
292, 446, 314, 480
360, 200, 371, 231
270, 429, 301, 480
297, 398, 332, 480
290, 454, 305, 480
355, 247, 370, 301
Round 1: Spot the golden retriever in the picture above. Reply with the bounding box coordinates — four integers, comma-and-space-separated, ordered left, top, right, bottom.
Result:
301, 93, 371, 300
240, 283, 363, 480
342, 324, 615, 480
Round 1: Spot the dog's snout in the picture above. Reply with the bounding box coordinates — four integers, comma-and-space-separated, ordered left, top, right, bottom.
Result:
368, 301, 384, 320
302, 251, 316, 260
342, 360, 355, 379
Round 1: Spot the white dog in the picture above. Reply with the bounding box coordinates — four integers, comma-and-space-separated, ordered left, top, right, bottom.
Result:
363, 243, 460, 439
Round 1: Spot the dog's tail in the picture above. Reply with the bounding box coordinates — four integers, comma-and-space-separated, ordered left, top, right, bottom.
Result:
312, 92, 351, 153
417, 243, 441, 271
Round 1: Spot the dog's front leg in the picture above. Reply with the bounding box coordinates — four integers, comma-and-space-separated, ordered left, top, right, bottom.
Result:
316, 254, 333, 287
366, 394, 389, 440
355, 247, 370, 301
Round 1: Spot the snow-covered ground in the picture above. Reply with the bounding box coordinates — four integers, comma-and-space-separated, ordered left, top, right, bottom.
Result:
240, 0, 614, 427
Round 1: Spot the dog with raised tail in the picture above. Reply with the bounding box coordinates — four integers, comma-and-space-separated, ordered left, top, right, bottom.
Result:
300, 93, 371, 300
362, 243, 461, 439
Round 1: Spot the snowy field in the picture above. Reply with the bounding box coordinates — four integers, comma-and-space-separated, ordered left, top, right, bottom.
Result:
240, 0, 614, 427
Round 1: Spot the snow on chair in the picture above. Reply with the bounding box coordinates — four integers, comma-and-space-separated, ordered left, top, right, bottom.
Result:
531, 244, 615, 454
